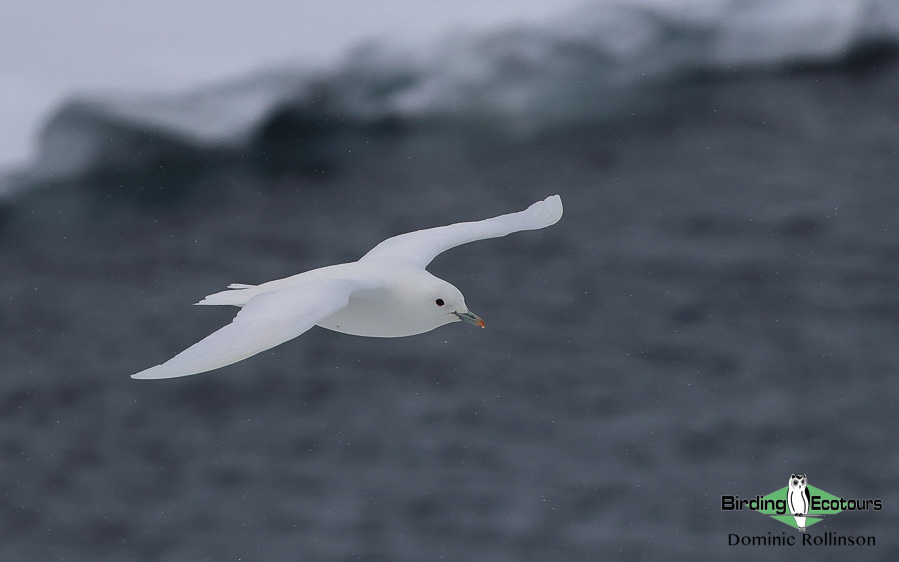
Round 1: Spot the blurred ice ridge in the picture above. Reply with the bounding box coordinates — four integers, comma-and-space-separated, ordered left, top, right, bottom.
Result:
3, 0, 898, 196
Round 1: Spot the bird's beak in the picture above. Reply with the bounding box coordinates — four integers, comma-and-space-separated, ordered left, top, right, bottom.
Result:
454, 310, 485, 328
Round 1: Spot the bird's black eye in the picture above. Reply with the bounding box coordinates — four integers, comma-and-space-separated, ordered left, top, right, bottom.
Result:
435, 298, 445, 307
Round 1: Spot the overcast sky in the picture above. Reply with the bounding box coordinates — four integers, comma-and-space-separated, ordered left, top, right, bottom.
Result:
0, 0, 586, 169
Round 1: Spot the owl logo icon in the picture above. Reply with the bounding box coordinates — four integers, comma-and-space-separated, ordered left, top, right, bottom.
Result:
788, 474, 810, 531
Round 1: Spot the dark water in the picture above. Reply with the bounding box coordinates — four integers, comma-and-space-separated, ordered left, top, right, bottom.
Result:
2, 63, 898, 560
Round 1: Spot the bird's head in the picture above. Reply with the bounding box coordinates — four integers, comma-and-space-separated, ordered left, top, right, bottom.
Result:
414, 274, 485, 330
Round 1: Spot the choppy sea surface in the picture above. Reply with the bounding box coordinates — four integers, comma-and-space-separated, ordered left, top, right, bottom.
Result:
2, 1, 898, 559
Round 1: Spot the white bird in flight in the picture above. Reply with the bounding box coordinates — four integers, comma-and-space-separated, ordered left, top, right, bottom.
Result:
132, 194, 563, 379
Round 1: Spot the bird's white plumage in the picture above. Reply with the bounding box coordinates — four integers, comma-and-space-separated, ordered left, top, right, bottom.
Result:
132, 195, 562, 379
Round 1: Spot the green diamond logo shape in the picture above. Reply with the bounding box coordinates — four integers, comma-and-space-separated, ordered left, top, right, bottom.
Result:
756, 484, 844, 530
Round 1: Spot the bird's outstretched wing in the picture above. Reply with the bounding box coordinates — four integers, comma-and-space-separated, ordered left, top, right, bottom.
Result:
132, 278, 372, 379
360, 195, 563, 267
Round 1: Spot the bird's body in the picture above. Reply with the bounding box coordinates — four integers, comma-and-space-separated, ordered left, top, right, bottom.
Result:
202, 261, 467, 338
315, 264, 461, 338
132, 195, 562, 379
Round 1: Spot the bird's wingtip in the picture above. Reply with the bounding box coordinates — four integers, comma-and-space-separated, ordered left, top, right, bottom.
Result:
529, 194, 563, 227
546, 193, 562, 211
131, 365, 169, 380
